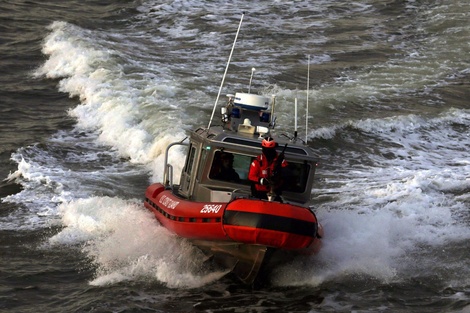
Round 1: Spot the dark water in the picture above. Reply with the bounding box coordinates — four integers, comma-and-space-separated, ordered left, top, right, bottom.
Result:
1, 1, 470, 312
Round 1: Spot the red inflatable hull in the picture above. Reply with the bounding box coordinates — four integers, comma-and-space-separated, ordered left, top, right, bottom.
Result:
144, 183, 322, 252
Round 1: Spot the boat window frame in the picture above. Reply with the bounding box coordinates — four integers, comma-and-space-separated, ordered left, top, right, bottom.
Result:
208, 149, 311, 194
196, 147, 208, 181
222, 137, 309, 155
209, 150, 252, 184
184, 144, 197, 175
282, 160, 311, 194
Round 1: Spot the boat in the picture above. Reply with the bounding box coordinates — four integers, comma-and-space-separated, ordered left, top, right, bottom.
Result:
144, 14, 323, 285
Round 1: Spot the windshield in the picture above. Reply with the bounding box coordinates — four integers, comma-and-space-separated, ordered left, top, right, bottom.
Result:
209, 150, 310, 193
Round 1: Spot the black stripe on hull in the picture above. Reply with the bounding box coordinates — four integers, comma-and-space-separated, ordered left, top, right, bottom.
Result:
223, 210, 317, 238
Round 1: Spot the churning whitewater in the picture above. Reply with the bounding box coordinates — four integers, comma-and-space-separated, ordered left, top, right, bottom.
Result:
1, 2, 469, 309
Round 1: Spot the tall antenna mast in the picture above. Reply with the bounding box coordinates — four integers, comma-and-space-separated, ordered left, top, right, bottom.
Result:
207, 12, 245, 129
294, 98, 298, 139
248, 67, 255, 93
305, 55, 310, 144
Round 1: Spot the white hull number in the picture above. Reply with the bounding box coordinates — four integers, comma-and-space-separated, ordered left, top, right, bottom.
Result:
200, 204, 223, 214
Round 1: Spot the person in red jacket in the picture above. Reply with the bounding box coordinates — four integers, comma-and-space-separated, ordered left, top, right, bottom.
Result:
248, 137, 288, 201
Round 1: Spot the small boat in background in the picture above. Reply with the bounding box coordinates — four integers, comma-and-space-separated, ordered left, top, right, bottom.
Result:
144, 14, 323, 285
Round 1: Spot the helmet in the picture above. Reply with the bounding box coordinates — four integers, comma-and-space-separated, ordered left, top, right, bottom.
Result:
261, 137, 277, 148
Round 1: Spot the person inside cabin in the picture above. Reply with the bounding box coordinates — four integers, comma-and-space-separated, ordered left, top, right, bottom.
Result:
248, 137, 288, 201
211, 151, 240, 183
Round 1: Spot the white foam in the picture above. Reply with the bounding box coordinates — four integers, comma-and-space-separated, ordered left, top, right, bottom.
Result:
6, 1, 468, 289
1, 150, 72, 229
273, 186, 469, 287
48, 196, 226, 288
272, 109, 470, 287
35, 21, 187, 167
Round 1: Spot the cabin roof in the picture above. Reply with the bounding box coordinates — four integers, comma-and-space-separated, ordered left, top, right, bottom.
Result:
191, 126, 318, 160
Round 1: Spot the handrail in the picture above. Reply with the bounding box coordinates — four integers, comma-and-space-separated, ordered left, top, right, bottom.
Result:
163, 137, 189, 187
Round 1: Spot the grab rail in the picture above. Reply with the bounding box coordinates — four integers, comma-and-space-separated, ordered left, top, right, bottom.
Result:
163, 137, 188, 187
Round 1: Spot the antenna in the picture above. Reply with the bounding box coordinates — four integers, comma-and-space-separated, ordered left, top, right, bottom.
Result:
294, 98, 298, 139
305, 55, 310, 144
270, 95, 276, 128
207, 12, 245, 129
248, 67, 255, 93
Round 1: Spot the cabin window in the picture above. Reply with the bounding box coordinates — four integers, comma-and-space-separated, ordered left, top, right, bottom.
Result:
184, 144, 197, 175
281, 161, 310, 193
233, 154, 253, 181
196, 148, 207, 180
209, 151, 252, 184
209, 151, 309, 193
209, 151, 310, 194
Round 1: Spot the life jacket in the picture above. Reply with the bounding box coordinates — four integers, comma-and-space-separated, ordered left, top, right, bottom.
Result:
248, 153, 287, 192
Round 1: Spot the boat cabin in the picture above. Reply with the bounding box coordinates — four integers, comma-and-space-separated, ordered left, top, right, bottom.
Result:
163, 93, 318, 205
